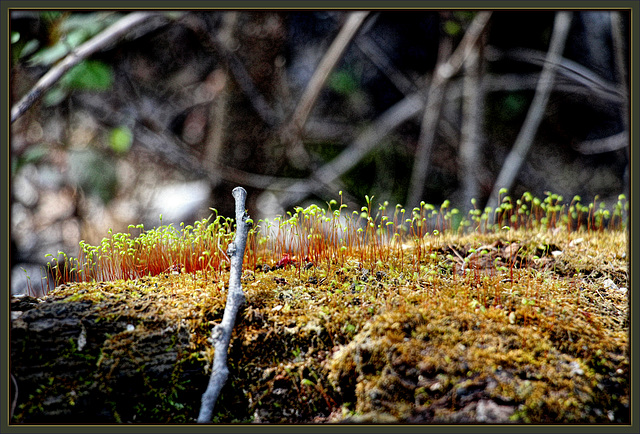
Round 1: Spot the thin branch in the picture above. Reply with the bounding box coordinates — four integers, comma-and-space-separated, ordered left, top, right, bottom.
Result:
133, 123, 297, 190
278, 11, 369, 171
180, 14, 279, 128
198, 187, 250, 423
406, 11, 492, 209
266, 90, 426, 210
354, 34, 418, 96
572, 131, 628, 154
486, 11, 573, 215
11, 12, 169, 123
287, 11, 370, 132
490, 47, 623, 103
458, 32, 484, 210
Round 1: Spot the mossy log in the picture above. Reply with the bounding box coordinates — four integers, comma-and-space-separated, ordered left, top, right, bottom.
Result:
10, 229, 630, 424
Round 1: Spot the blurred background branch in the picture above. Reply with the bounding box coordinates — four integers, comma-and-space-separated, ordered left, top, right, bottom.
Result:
11, 11, 173, 123
486, 11, 572, 214
406, 11, 492, 210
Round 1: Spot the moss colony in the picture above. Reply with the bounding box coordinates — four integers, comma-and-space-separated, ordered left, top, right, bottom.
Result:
11, 192, 629, 423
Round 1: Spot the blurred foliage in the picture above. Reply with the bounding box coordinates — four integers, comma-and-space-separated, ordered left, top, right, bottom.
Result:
329, 69, 359, 96
43, 58, 114, 106
27, 12, 120, 66
444, 11, 476, 36
68, 150, 118, 203
9, 10, 629, 220
109, 126, 134, 154
60, 60, 113, 90
11, 145, 48, 175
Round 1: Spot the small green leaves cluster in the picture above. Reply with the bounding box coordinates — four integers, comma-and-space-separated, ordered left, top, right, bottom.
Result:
483, 190, 628, 234
41, 190, 628, 291
45, 211, 236, 288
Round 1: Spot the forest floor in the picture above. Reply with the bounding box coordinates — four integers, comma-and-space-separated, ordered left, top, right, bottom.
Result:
10, 227, 629, 424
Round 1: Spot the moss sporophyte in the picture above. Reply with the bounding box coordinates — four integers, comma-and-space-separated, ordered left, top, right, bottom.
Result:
24, 190, 628, 423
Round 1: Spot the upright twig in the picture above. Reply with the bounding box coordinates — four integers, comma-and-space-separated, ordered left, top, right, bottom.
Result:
198, 187, 250, 423
486, 11, 572, 215
406, 11, 492, 210
11, 12, 170, 123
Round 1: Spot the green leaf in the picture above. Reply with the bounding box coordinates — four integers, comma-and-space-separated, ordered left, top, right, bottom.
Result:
43, 86, 69, 107
61, 60, 113, 91
29, 42, 70, 66
329, 70, 358, 96
444, 20, 461, 36
109, 126, 133, 154
20, 40, 41, 59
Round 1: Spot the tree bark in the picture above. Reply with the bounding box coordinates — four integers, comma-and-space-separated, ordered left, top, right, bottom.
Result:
10, 294, 208, 423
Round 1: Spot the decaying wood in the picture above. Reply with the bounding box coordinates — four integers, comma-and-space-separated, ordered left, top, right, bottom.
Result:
10, 294, 205, 423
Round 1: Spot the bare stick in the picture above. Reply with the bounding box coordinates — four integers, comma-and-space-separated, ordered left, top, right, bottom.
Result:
486, 11, 572, 215
11, 12, 168, 123
493, 47, 622, 102
406, 11, 492, 210
198, 187, 250, 423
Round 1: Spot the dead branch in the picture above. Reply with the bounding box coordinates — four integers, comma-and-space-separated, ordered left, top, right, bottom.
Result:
406, 11, 492, 210
179, 13, 279, 128
198, 187, 251, 423
287, 11, 370, 133
10, 12, 171, 123
458, 31, 484, 209
572, 131, 628, 154
490, 47, 623, 103
279, 11, 369, 170
265, 90, 426, 210
486, 11, 573, 215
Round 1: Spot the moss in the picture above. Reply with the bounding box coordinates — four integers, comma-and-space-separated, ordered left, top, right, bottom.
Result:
13, 223, 623, 423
